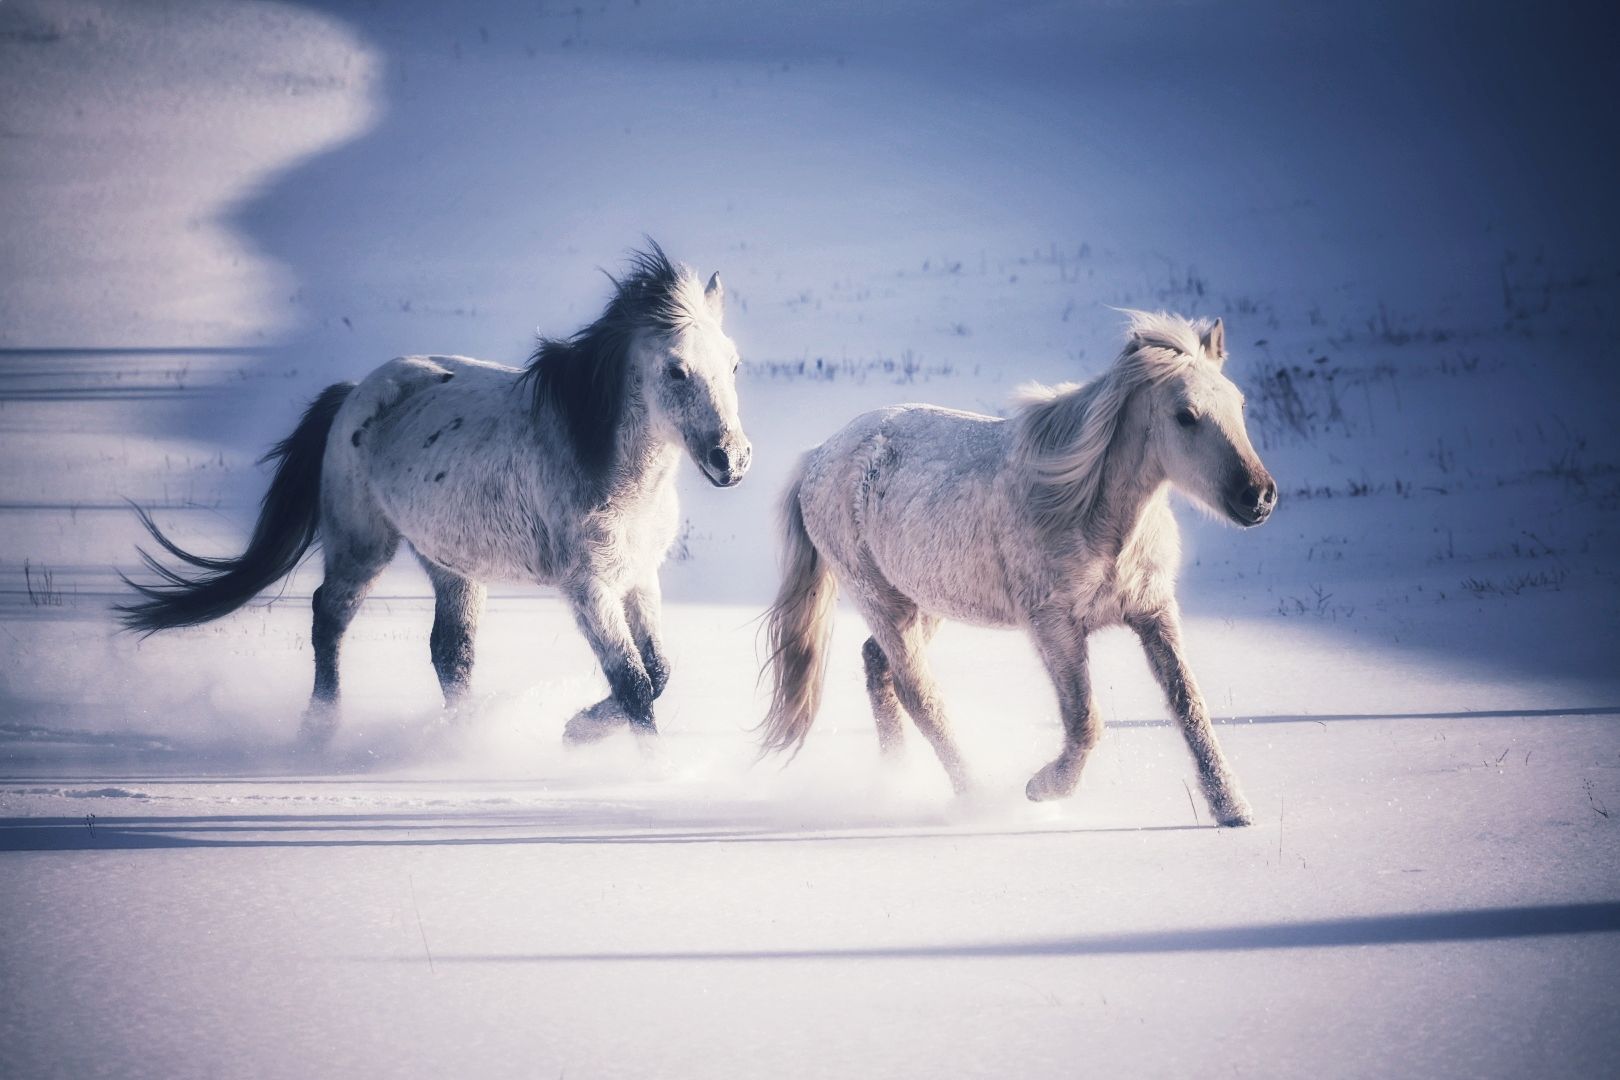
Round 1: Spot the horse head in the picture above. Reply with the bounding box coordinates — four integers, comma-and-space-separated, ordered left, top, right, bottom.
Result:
1147, 317, 1276, 527
636, 269, 752, 488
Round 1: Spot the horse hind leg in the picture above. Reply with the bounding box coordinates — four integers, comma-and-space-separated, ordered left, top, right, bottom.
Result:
860, 600, 970, 795
423, 560, 486, 709
861, 637, 905, 757
301, 512, 398, 746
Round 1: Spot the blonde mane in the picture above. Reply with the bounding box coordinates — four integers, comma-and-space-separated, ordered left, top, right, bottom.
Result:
1014, 310, 1217, 530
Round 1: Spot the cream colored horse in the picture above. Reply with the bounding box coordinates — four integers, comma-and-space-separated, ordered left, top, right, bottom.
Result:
760, 311, 1275, 826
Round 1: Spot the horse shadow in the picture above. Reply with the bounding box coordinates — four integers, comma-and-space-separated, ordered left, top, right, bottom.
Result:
367, 901, 1620, 963
0, 807, 1204, 853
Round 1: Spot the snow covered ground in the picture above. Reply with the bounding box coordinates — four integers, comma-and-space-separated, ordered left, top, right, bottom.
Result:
3, 1, 1619, 1077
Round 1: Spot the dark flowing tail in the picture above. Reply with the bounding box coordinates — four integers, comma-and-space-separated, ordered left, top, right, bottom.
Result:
117, 383, 356, 634
758, 457, 838, 759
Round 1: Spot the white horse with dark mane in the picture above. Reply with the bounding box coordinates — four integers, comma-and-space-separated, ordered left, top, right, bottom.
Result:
121, 242, 750, 745
760, 311, 1275, 826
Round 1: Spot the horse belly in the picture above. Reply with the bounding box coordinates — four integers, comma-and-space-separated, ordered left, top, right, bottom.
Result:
397, 491, 547, 583
869, 546, 1016, 626
804, 405, 1018, 627
862, 497, 1018, 627
346, 361, 551, 583
366, 457, 540, 580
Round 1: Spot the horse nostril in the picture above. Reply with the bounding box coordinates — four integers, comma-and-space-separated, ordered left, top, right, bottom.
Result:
1261, 481, 1278, 506
707, 446, 730, 472
739, 444, 753, 470
1240, 485, 1263, 510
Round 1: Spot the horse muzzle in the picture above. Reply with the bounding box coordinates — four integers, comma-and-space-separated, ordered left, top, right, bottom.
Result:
700, 440, 752, 488
1225, 477, 1278, 527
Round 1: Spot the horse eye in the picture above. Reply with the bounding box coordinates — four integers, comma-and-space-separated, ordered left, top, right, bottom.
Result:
666, 364, 689, 381
1175, 408, 1199, 428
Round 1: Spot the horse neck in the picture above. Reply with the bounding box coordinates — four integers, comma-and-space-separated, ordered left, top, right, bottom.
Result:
1086, 419, 1167, 556
605, 388, 679, 501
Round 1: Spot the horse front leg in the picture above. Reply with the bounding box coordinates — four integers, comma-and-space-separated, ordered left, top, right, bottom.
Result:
1128, 606, 1253, 827
562, 580, 657, 743
1024, 608, 1100, 802
623, 576, 670, 700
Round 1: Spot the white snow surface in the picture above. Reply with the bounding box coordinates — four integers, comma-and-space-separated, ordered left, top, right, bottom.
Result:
3, 2, 1619, 1078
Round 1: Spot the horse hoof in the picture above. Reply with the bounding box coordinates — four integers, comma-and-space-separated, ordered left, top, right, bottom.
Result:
562, 715, 619, 745
291, 732, 334, 767
563, 697, 634, 745
633, 732, 672, 776
1216, 800, 1254, 827
1025, 761, 1077, 802
296, 704, 338, 753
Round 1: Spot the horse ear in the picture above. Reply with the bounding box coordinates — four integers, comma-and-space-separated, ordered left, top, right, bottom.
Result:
1202, 318, 1227, 364
704, 271, 724, 318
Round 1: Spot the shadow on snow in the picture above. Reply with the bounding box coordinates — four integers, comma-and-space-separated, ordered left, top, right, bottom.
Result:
379, 902, 1620, 961
0, 811, 1204, 852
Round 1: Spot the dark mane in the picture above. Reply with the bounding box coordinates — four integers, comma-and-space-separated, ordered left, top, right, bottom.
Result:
519, 240, 693, 479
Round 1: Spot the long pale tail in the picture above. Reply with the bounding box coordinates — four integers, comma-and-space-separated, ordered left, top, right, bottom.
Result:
758, 458, 838, 758
117, 382, 356, 633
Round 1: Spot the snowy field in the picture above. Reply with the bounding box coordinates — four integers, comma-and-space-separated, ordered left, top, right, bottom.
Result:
3, 2, 1619, 1077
